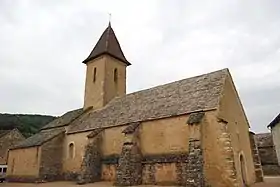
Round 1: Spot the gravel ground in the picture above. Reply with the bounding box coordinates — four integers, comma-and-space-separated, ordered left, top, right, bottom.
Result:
1, 176, 280, 187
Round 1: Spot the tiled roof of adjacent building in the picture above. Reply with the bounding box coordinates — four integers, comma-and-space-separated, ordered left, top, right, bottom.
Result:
68, 68, 230, 134
267, 113, 280, 128
82, 23, 130, 66
11, 127, 65, 150
0, 130, 12, 138
11, 108, 88, 149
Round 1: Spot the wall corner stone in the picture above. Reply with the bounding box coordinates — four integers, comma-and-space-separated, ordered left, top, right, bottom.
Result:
249, 131, 264, 183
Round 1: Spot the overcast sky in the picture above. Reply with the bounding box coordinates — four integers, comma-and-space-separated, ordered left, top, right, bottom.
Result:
0, 0, 279, 133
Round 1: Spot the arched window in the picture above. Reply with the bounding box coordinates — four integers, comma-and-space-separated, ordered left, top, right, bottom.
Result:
93, 68, 97, 82
114, 68, 118, 83
69, 143, 74, 159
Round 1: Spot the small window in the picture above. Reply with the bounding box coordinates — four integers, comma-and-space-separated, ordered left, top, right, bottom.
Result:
0, 168, 2, 173
69, 143, 74, 159
114, 68, 118, 83
93, 68, 97, 82
3, 168, 7, 173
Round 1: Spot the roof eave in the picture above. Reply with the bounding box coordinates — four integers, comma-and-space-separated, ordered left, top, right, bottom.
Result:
10, 145, 40, 150
10, 130, 65, 150
82, 52, 131, 66
67, 108, 218, 135
267, 113, 280, 129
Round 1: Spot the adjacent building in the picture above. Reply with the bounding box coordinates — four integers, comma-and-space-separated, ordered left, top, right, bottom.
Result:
255, 133, 280, 175
268, 113, 280, 166
0, 129, 25, 165
7, 23, 261, 187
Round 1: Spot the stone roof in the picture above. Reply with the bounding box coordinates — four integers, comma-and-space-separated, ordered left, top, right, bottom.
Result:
0, 130, 11, 138
82, 23, 130, 66
68, 68, 229, 134
10, 108, 88, 149
41, 108, 84, 130
255, 133, 273, 148
268, 113, 280, 128
11, 127, 65, 150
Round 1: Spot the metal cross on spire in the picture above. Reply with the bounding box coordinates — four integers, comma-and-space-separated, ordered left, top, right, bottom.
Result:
108, 13, 112, 26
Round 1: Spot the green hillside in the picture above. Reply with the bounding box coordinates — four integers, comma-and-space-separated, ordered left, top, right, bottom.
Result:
0, 113, 57, 137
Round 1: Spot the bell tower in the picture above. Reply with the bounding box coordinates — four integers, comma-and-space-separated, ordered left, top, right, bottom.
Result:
82, 23, 131, 110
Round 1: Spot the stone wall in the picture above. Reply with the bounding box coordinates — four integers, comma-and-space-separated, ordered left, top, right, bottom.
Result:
140, 138, 205, 186
114, 114, 207, 186
72, 112, 245, 186
63, 131, 91, 174
142, 156, 183, 185
217, 72, 256, 186
255, 133, 280, 176
101, 163, 117, 181
0, 129, 25, 164
39, 133, 64, 181
6, 147, 41, 182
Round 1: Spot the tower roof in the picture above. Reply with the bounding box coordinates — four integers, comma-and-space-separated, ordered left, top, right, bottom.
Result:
82, 23, 131, 65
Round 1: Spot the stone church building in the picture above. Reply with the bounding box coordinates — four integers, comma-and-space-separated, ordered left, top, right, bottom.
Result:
7, 23, 262, 187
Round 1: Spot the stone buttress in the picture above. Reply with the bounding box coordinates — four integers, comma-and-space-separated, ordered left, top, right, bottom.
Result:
184, 112, 208, 187
115, 122, 142, 186
77, 128, 104, 184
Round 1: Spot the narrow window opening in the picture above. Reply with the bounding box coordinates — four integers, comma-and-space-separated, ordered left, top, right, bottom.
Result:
93, 68, 97, 82
240, 154, 247, 185
69, 143, 75, 159
114, 68, 118, 83
11, 159, 15, 174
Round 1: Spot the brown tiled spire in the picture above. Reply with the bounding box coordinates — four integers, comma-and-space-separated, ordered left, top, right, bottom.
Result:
82, 23, 131, 65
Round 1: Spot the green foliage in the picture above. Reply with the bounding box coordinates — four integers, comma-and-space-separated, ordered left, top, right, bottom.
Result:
0, 113, 56, 137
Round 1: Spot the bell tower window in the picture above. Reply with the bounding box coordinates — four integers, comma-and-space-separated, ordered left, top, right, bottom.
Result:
93, 68, 97, 82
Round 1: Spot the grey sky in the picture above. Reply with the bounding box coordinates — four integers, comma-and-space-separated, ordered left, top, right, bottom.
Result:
0, 0, 279, 133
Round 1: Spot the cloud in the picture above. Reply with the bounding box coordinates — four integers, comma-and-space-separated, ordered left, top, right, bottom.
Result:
0, 0, 280, 133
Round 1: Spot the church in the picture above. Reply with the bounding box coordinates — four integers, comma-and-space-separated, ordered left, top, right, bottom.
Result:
6, 23, 262, 187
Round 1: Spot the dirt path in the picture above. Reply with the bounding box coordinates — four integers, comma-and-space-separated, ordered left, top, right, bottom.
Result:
1, 176, 280, 187
251, 176, 280, 187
